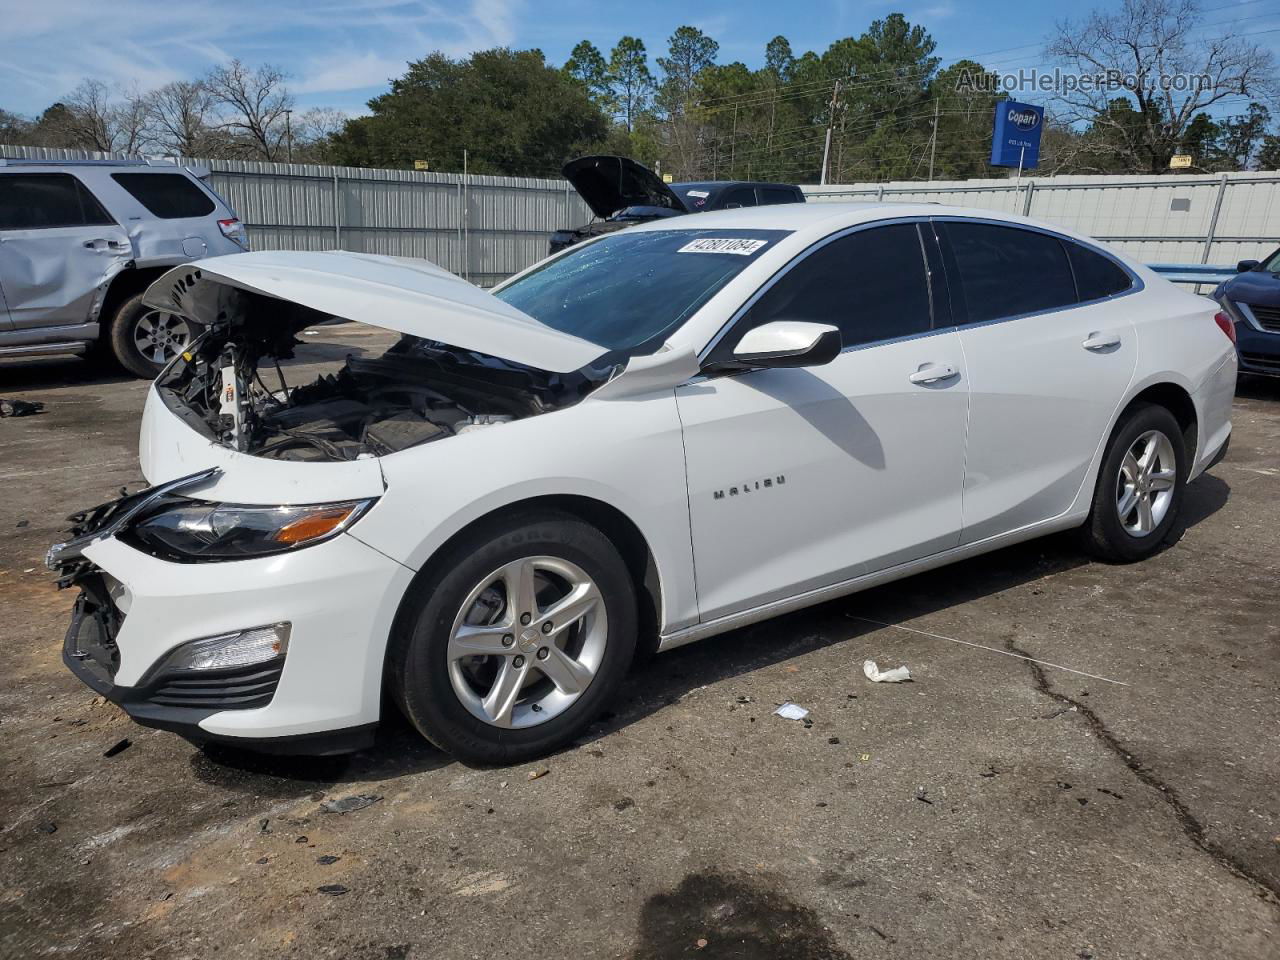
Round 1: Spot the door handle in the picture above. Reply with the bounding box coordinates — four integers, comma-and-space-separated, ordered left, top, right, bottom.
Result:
83, 239, 126, 253
1083, 331, 1122, 351
909, 363, 960, 385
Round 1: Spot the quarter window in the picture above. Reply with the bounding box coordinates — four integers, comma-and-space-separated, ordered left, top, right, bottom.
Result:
941, 221, 1077, 323
0, 173, 115, 230
716, 222, 933, 359
111, 173, 216, 219
1065, 241, 1132, 301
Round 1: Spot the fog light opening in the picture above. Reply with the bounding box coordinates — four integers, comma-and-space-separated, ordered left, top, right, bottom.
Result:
159, 622, 291, 673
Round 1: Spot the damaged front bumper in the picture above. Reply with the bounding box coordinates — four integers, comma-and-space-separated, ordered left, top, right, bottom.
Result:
50, 480, 415, 754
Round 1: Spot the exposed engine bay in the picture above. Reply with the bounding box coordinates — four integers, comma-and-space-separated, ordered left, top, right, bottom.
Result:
154, 287, 607, 462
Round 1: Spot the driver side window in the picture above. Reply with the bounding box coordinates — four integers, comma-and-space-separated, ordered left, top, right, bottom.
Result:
709, 223, 934, 363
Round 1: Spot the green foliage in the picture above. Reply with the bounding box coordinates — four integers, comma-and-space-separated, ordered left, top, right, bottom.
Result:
326, 48, 609, 175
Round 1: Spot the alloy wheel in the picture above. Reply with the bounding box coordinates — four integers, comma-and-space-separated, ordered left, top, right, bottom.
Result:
446, 556, 608, 728
1115, 429, 1177, 537
132, 310, 193, 366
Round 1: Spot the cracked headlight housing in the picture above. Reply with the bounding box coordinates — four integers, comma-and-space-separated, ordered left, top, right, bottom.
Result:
124, 498, 375, 562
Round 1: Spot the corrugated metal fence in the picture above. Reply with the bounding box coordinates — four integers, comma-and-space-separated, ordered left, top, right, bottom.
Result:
805, 172, 1280, 267
2, 145, 592, 287
5, 145, 1278, 280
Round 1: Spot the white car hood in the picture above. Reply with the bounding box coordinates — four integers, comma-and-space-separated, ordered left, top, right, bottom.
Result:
143, 250, 607, 374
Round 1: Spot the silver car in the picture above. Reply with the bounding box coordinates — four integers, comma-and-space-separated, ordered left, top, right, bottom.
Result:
0, 158, 247, 377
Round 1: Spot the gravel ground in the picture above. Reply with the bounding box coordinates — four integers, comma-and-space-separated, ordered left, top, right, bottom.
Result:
0, 325, 1276, 959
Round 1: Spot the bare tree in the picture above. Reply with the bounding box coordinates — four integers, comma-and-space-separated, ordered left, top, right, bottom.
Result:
145, 80, 214, 155
61, 79, 118, 151
204, 60, 294, 160
1047, 0, 1277, 173
114, 85, 149, 155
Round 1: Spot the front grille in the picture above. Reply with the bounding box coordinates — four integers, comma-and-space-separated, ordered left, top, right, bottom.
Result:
1245, 302, 1280, 332
1240, 351, 1280, 373
146, 661, 284, 710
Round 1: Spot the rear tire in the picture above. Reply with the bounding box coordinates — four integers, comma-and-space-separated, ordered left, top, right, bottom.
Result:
107, 293, 197, 379
1079, 402, 1187, 562
389, 512, 637, 764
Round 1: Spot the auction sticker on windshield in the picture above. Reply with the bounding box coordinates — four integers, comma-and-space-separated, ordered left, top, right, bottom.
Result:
677, 238, 769, 256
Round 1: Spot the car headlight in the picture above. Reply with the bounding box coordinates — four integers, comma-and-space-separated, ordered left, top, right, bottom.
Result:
124, 498, 375, 562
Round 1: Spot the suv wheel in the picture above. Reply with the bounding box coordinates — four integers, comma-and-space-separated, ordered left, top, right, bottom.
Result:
1079, 402, 1187, 562
108, 292, 197, 378
389, 513, 637, 764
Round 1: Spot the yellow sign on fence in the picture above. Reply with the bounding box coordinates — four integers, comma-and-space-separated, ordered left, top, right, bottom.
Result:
1169, 155, 1193, 169
413, 160, 430, 171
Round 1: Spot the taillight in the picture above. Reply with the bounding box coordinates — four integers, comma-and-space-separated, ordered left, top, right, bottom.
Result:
1214, 311, 1236, 345
218, 217, 249, 250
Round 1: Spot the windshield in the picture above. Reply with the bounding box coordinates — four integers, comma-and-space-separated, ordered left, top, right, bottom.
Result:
495, 228, 789, 358
1261, 247, 1280, 272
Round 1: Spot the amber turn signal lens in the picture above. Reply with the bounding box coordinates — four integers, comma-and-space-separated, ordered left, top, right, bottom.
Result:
271, 506, 358, 544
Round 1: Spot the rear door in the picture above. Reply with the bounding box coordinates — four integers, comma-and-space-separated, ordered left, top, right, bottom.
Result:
0, 172, 131, 329
936, 219, 1138, 543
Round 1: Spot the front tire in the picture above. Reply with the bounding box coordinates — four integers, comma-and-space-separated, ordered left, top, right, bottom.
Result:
1079, 402, 1187, 562
389, 513, 637, 764
107, 293, 197, 379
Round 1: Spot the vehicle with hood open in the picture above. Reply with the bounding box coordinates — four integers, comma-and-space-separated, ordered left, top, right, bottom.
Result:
548, 154, 804, 255
49, 203, 1235, 764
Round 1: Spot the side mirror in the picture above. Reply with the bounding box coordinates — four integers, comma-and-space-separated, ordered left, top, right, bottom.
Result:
730, 320, 842, 369
1237, 259, 1260, 273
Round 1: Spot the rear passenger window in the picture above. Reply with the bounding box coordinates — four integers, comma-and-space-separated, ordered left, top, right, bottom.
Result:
942, 222, 1077, 323
1066, 242, 1132, 301
0, 173, 114, 230
719, 187, 757, 209
758, 187, 801, 205
717, 223, 932, 357
111, 173, 215, 219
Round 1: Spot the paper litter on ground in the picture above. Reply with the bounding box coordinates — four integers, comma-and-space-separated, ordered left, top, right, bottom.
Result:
863, 659, 911, 683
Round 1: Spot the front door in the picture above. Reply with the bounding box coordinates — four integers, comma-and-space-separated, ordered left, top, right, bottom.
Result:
677, 222, 970, 622
0, 172, 131, 330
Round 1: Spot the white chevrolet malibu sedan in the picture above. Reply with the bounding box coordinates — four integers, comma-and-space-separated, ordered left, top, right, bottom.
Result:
49, 203, 1236, 762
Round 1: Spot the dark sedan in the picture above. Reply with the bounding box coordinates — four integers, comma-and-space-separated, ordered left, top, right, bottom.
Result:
1215, 247, 1280, 377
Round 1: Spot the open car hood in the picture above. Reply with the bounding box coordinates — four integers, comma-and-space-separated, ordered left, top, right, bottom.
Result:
562, 155, 687, 220
142, 250, 607, 375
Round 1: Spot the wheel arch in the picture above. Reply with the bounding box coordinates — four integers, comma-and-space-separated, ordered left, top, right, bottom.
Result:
97, 264, 175, 334
386, 494, 666, 671
1122, 379, 1199, 461
1067, 375, 1201, 520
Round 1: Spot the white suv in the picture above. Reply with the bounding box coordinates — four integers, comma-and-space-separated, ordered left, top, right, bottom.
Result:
0, 158, 247, 377
49, 203, 1236, 763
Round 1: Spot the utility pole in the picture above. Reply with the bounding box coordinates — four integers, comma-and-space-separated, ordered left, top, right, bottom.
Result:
284, 109, 293, 163
928, 99, 939, 181
730, 104, 738, 177
819, 79, 841, 185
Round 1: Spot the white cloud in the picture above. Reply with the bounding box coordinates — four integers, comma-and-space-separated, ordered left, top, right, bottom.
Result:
0, 0, 523, 113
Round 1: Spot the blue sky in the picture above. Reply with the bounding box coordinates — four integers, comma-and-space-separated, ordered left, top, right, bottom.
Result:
1, 0, 1276, 118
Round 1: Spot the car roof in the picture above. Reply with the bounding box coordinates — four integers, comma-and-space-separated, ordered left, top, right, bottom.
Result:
0, 158, 211, 178
623, 200, 1067, 237
673, 180, 801, 191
